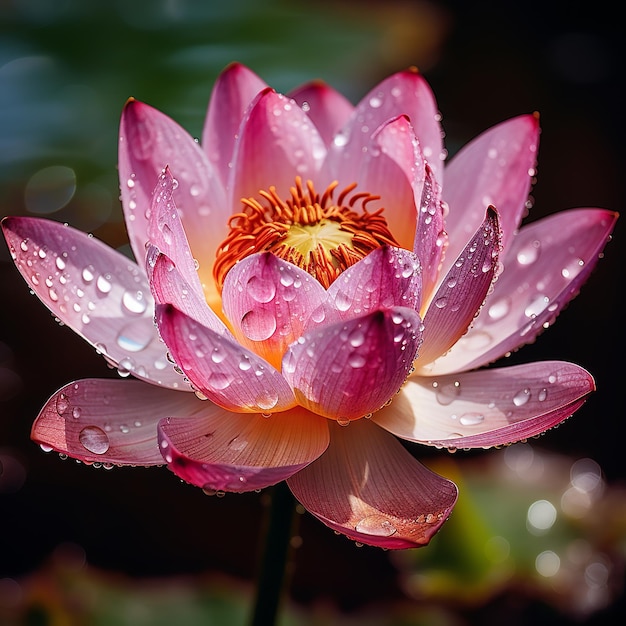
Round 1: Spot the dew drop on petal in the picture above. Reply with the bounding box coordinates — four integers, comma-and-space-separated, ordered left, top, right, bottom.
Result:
516, 240, 541, 265
355, 515, 397, 537
241, 309, 277, 341
207, 372, 234, 390
513, 388, 531, 407
96, 274, 112, 294
116, 319, 153, 352
255, 390, 279, 411
246, 276, 276, 303
433, 380, 461, 405
78, 426, 110, 454
459, 412, 485, 426
122, 290, 148, 315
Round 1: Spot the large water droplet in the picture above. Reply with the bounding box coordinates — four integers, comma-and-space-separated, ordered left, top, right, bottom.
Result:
256, 390, 279, 411
122, 289, 148, 315
208, 372, 234, 390
247, 276, 277, 303
78, 426, 110, 454
355, 515, 397, 537
433, 380, 460, 405
241, 309, 277, 341
513, 388, 531, 406
116, 319, 153, 352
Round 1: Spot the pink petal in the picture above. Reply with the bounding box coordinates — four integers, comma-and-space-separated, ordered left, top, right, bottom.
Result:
158, 406, 329, 493
326, 246, 422, 319
354, 115, 422, 251
287, 419, 458, 549
119, 99, 227, 278
32, 378, 205, 465
149, 253, 232, 336
417, 207, 501, 366
327, 68, 444, 184
282, 307, 422, 419
221, 252, 328, 369
373, 361, 595, 449
441, 114, 539, 279
202, 62, 268, 187
156, 304, 297, 413
414, 163, 447, 303
427, 208, 618, 375
1, 217, 185, 389
288, 80, 354, 146
229, 88, 327, 211
147, 167, 204, 297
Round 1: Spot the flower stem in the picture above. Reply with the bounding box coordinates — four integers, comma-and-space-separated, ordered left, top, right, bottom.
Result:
249, 481, 296, 626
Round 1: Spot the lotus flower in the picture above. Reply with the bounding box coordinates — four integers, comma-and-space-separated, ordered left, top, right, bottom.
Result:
2, 63, 617, 549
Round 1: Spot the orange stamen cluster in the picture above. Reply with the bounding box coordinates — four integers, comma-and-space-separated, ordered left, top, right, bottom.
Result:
213, 177, 399, 290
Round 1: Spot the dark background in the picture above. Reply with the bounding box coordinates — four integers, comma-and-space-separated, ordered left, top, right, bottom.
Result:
1, 1, 623, 624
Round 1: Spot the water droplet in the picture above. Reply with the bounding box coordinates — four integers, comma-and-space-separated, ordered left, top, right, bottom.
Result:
334, 291, 352, 312
516, 240, 541, 265
96, 274, 112, 294
78, 426, 110, 454
241, 309, 277, 341
459, 412, 485, 426
246, 275, 276, 303
116, 319, 153, 352
122, 289, 147, 315
561, 257, 585, 279
525, 293, 549, 318
487, 296, 511, 321
208, 372, 234, 390
433, 380, 460, 405
256, 390, 279, 410
348, 353, 366, 368
56, 394, 70, 415
513, 388, 531, 406
337, 417, 350, 426
355, 515, 397, 537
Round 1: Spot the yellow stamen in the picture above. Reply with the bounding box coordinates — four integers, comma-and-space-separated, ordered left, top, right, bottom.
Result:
213, 176, 399, 290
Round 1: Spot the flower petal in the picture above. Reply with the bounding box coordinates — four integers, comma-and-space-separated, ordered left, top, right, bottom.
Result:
119, 99, 227, 276
373, 361, 595, 449
417, 207, 501, 366
326, 246, 422, 319
1, 216, 184, 389
427, 208, 618, 375
229, 88, 327, 211
202, 62, 267, 187
288, 79, 354, 147
328, 68, 444, 184
31, 378, 205, 465
442, 114, 539, 278
157, 406, 329, 493
282, 308, 422, 419
221, 252, 328, 369
287, 419, 458, 549
156, 304, 297, 413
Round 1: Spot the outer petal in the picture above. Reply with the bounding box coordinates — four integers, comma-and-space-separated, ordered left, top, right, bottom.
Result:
282, 307, 422, 420
202, 62, 268, 187
326, 246, 422, 320
287, 420, 458, 549
288, 80, 354, 147
156, 304, 297, 413
1, 216, 185, 389
327, 68, 444, 184
221, 252, 328, 369
426, 208, 619, 375
31, 379, 205, 465
417, 207, 501, 366
373, 361, 595, 449
442, 114, 539, 278
229, 88, 327, 212
157, 406, 329, 493
119, 99, 227, 276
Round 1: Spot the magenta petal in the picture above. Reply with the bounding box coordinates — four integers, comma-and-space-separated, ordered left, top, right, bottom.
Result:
221, 252, 328, 367
428, 208, 618, 375
1, 216, 184, 389
374, 361, 595, 449
156, 304, 297, 413
287, 420, 458, 549
32, 379, 205, 465
202, 62, 268, 187
158, 406, 329, 493
229, 88, 326, 211
442, 114, 539, 278
326, 246, 422, 319
288, 80, 354, 147
418, 207, 501, 365
283, 307, 422, 419
119, 99, 227, 275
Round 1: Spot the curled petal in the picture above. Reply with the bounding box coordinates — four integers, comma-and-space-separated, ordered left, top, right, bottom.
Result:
158, 406, 329, 493
287, 420, 458, 549
427, 208, 619, 375
418, 207, 500, 366
32, 379, 205, 465
119, 99, 227, 277
156, 304, 297, 413
221, 252, 328, 369
202, 62, 267, 187
282, 308, 422, 419
1, 216, 184, 389
373, 361, 595, 448
327, 246, 422, 319
442, 114, 539, 276
229, 88, 326, 211
288, 79, 354, 147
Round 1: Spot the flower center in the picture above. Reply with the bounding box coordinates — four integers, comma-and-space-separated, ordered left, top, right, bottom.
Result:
213, 177, 399, 290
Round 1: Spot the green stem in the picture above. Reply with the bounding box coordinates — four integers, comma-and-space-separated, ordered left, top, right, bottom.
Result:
249, 481, 297, 626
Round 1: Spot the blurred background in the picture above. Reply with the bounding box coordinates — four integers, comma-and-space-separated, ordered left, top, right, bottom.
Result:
0, 0, 624, 624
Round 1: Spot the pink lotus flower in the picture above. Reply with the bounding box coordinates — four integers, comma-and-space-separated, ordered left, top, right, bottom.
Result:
2, 63, 617, 549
